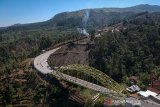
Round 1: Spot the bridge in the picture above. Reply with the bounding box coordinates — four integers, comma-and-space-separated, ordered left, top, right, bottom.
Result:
34, 47, 129, 100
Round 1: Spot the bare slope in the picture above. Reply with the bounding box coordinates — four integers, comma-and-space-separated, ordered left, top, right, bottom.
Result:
48, 43, 90, 67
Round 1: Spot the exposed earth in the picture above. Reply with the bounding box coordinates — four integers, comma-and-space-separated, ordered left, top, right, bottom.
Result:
48, 39, 91, 68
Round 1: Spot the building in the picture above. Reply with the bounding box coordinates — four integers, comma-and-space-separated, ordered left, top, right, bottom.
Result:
137, 89, 160, 104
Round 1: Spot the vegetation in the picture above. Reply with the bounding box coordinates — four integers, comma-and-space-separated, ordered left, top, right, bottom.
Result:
0, 27, 79, 106
0, 67, 65, 106
89, 12, 160, 87
1, 4, 160, 107
0, 28, 78, 71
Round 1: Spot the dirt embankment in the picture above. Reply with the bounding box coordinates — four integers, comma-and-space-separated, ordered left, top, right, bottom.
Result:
48, 42, 91, 68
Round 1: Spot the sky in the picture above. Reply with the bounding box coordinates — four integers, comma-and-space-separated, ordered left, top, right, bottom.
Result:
0, 0, 160, 27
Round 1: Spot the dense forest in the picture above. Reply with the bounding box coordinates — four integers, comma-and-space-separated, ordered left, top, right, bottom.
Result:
0, 28, 78, 72
89, 12, 160, 87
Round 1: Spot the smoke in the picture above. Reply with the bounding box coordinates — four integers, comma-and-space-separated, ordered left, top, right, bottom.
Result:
82, 10, 90, 27
82, 29, 89, 36
77, 28, 89, 37
76, 10, 90, 37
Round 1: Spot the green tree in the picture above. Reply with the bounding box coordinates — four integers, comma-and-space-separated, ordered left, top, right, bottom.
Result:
89, 29, 96, 41
39, 36, 52, 50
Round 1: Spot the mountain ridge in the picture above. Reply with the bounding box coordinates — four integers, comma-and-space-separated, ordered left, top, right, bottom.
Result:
1, 4, 160, 30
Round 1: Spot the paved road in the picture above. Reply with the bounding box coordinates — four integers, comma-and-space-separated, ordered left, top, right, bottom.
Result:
34, 47, 61, 74
141, 101, 160, 107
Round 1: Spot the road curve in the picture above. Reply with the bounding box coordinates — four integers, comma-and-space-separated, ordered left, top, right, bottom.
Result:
34, 47, 61, 74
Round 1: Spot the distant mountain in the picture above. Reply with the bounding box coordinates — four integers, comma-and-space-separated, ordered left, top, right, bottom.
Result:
97, 4, 160, 13
1, 4, 160, 31
126, 4, 160, 12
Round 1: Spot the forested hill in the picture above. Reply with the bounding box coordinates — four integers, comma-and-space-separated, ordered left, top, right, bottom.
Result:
89, 12, 160, 86
50, 4, 160, 29
1, 4, 160, 31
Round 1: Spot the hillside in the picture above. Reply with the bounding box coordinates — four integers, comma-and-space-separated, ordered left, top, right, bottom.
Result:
89, 12, 160, 86
51, 4, 160, 29
48, 39, 91, 67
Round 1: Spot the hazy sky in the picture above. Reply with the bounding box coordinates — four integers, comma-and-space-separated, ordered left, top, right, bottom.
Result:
0, 0, 160, 27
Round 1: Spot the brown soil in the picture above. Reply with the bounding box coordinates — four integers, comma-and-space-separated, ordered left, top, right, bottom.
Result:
48, 43, 91, 68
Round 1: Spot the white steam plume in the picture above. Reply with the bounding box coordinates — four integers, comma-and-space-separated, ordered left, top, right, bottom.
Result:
82, 10, 90, 27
